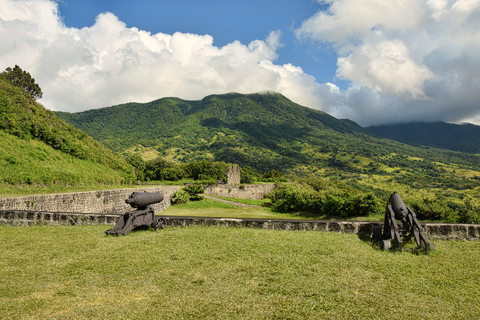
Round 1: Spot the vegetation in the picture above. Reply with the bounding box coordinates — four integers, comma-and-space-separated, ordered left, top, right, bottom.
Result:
53, 92, 480, 223
0, 130, 135, 197
1, 224, 479, 319
368, 121, 480, 154
267, 177, 379, 218
0, 72, 136, 195
171, 185, 205, 205
1, 65, 42, 101
0, 75, 133, 174
55, 92, 480, 176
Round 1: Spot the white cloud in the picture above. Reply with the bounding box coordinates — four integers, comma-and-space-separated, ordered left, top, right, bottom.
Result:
336, 39, 435, 98
296, 0, 480, 125
0, 0, 326, 113
2, 0, 480, 127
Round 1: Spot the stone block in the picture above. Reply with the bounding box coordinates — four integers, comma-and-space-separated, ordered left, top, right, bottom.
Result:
328, 222, 342, 232
343, 223, 356, 233
468, 225, 479, 239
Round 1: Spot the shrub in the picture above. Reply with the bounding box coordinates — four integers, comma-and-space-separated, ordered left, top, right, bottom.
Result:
171, 189, 190, 205
184, 184, 205, 201
267, 180, 380, 218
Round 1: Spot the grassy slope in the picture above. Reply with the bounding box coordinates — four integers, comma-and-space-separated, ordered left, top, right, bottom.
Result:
0, 224, 478, 319
0, 130, 132, 196
0, 75, 136, 195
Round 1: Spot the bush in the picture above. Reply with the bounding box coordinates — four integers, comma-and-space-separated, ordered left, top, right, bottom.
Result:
267, 180, 380, 218
171, 189, 190, 204
411, 196, 459, 222
184, 184, 205, 201
458, 198, 480, 224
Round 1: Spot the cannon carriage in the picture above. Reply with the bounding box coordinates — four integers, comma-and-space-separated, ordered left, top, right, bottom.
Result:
106, 191, 166, 236
374, 192, 435, 253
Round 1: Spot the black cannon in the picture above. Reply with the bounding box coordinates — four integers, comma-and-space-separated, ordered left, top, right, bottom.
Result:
106, 191, 166, 236
374, 192, 435, 253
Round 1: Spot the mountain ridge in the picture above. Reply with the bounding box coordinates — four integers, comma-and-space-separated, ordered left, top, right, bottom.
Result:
367, 121, 480, 154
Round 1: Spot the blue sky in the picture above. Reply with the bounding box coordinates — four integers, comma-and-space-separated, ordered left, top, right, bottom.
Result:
1, 0, 480, 126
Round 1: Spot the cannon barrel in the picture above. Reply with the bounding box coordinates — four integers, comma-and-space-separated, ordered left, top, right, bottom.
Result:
389, 192, 408, 221
125, 191, 164, 209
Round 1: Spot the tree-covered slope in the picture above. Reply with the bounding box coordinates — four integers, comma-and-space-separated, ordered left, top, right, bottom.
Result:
55, 92, 377, 171
56, 92, 480, 174
367, 121, 480, 154
0, 75, 135, 194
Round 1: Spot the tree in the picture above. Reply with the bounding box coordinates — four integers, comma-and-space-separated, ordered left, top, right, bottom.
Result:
1, 65, 43, 100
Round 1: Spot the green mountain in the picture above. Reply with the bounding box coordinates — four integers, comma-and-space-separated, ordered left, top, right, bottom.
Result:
0, 74, 135, 195
367, 122, 480, 154
56, 92, 480, 179
57, 92, 374, 172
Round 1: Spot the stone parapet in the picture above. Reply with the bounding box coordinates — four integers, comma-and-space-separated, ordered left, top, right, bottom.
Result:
0, 210, 118, 227
1, 211, 479, 241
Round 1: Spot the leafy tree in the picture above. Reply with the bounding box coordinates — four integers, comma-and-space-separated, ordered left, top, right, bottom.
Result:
262, 169, 287, 182
126, 154, 145, 180
2, 65, 43, 100
144, 157, 174, 181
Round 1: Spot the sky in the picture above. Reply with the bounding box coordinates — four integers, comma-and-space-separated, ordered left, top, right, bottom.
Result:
1, 0, 480, 126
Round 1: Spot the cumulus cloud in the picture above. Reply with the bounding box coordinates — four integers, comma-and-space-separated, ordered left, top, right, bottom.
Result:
0, 0, 335, 114
297, 0, 480, 125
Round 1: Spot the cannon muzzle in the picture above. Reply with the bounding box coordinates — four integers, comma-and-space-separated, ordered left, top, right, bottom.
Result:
389, 192, 408, 221
125, 191, 164, 210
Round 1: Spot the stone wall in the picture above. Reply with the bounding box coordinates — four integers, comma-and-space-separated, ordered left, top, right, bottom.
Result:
1, 211, 479, 241
204, 183, 275, 200
0, 186, 180, 215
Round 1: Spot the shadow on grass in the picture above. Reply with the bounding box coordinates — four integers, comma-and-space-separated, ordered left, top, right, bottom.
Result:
357, 233, 435, 255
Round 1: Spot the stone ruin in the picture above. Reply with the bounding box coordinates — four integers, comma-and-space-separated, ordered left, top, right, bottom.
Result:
226, 164, 241, 184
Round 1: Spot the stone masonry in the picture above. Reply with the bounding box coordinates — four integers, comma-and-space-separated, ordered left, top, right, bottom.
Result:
0, 186, 179, 215
226, 164, 241, 184
204, 183, 275, 200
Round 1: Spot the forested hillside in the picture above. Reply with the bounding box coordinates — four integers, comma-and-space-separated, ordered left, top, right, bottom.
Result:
0, 74, 135, 195
56, 92, 366, 173
56, 92, 480, 174
367, 121, 480, 154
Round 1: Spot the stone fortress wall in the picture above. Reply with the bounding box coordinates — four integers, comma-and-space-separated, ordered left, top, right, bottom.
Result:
1, 184, 479, 241
0, 183, 274, 215
0, 186, 180, 215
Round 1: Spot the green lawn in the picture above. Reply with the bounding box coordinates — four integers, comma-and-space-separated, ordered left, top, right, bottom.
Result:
163, 198, 385, 221
1, 224, 479, 319
163, 198, 306, 219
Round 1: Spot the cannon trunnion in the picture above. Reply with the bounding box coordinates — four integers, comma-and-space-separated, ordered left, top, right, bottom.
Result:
106, 191, 166, 236
375, 192, 435, 253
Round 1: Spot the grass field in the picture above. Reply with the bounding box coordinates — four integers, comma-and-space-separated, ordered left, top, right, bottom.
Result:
1, 224, 479, 319
164, 198, 385, 221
